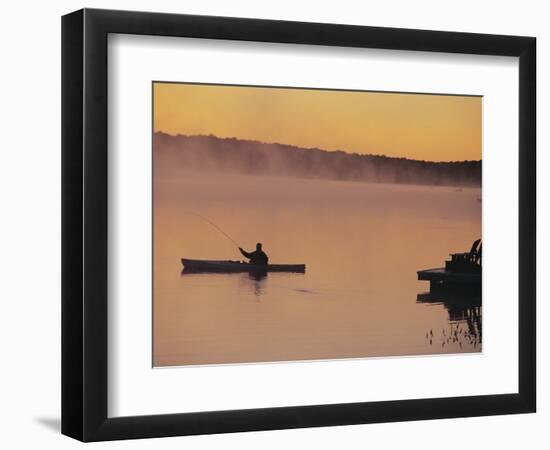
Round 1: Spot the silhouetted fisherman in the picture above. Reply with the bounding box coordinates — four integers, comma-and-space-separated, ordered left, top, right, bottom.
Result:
239, 243, 269, 265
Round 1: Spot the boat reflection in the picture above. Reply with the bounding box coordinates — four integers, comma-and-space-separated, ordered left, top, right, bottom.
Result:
247, 271, 267, 282
181, 268, 267, 279
248, 271, 267, 296
180, 269, 269, 297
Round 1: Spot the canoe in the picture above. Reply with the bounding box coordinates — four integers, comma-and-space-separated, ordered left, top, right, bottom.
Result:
181, 258, 305, 273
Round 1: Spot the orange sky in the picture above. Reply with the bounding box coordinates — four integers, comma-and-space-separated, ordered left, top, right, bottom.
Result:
153, 82, 481, 162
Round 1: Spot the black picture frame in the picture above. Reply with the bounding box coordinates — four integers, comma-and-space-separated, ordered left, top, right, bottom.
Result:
62, 8, 536, 442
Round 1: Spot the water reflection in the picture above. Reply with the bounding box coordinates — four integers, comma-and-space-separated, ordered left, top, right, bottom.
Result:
181, 269, 270, 297
417, 289, 482, 350
247, 271, 267, 296
154, 174, 481, 366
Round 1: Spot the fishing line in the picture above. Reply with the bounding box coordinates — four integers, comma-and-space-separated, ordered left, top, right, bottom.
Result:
184, 212, 242, 248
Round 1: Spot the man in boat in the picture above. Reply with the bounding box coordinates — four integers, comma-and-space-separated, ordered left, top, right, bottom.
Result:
239, 243, 269, 266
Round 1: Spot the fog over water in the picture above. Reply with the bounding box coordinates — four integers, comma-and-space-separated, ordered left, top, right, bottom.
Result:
154, 133, 482, 187
153, 171, 482, 366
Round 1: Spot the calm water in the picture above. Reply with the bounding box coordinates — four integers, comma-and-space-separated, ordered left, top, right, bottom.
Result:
153, 173, 481, 366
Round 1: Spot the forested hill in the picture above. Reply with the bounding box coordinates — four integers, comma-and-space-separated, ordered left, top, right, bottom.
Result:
154, 133, 481, 187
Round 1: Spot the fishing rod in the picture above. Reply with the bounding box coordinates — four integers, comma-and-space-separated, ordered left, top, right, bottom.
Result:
185, 212, 242, 249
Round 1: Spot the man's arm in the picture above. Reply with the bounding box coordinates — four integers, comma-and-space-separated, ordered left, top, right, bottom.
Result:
239, 247, 251, 258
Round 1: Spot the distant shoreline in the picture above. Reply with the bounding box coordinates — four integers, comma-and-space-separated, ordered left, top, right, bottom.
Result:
154, 132, 481, 188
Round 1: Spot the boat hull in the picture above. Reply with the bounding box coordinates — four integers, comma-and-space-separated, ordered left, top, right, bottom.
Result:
181, 258, 306, 273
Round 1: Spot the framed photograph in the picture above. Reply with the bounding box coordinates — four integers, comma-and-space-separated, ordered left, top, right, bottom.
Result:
61, 8, 536, 441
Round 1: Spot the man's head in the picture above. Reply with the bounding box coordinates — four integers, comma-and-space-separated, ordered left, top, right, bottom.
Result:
256, 243, 262, 251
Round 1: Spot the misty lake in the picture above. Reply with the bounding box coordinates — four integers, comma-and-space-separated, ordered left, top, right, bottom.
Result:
153, 173, 481, 367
